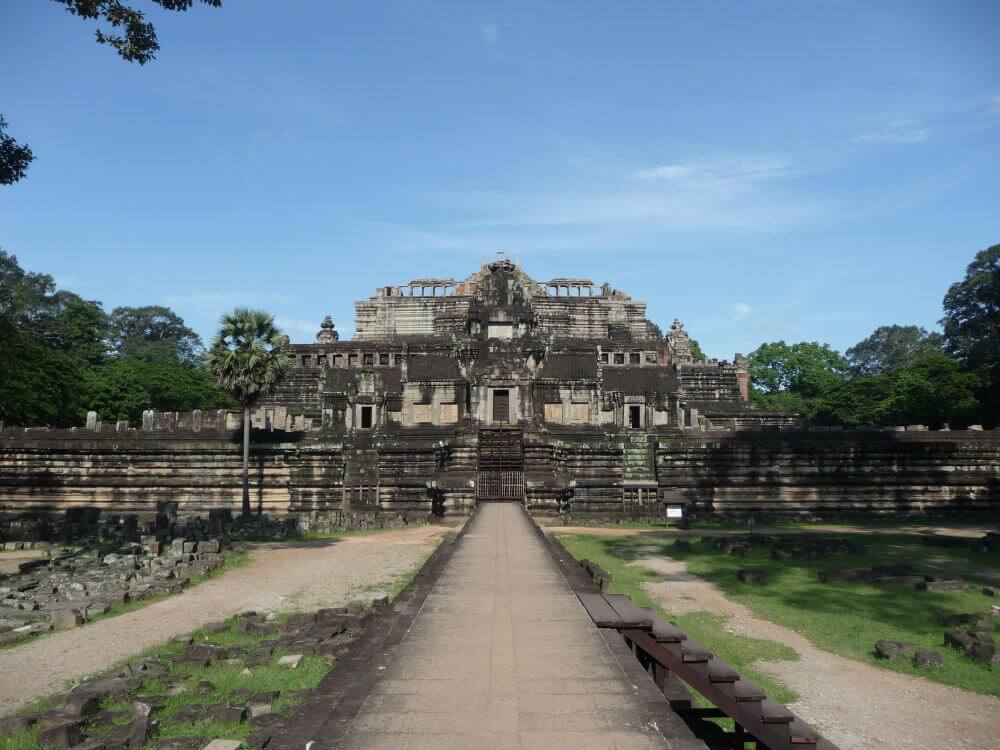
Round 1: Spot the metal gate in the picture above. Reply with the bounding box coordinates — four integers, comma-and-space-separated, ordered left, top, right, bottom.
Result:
477, 427, 524, 502
476, 470, 524, 501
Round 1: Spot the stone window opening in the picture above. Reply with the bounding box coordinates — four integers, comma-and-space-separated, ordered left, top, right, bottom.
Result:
614, 353, 625, 365
600, 352, 609, 363
379, 352, 390, 366
360, 406, 374, 429
363, 352, 374, 366
348, 353, 359, 367
629, 352, 640, 365
629, 405, 641, 429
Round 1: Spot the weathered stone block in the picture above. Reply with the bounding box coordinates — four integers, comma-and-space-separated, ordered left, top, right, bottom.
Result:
874, 640, 916, 661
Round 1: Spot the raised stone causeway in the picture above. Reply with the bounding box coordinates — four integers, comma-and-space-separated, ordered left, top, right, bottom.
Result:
270, 503, 704, 750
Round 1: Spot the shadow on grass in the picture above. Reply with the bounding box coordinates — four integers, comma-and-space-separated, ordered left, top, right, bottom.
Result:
587, 531, 1000, 697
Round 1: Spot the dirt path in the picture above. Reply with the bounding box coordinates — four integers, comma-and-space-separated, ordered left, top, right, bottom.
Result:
0, 549, 44, 575
636, 554, 1000, 750
0, 525, 447, 716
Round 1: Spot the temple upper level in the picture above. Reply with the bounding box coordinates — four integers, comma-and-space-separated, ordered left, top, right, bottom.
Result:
353, 254, 658, 342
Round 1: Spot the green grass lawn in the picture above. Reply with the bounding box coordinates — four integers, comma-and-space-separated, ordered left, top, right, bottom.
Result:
560, 530, 1000, 697
556, 533, 799, 705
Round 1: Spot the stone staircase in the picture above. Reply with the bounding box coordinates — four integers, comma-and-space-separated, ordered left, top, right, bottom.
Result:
622, 432, 656, 482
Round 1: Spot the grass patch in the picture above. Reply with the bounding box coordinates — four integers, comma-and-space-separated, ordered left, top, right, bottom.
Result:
566, 530, 1000, 697
556, 533, 799, 704
0, 726, 40, 750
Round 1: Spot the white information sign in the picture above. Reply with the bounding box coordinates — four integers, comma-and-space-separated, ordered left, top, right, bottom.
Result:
666, 506, 684, 519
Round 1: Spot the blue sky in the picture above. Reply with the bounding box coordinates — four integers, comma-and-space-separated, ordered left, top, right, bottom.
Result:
1, 1, 998, 358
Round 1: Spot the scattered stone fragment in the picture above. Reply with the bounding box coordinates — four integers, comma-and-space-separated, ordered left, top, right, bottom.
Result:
247, 703, 272, 719
202, 740, 243, 750
913, 649, 943, 669
917, 579, 967, 592
982, 586, 997, 597
276, 653, 303, 668
673, 539, 691, 552
129, 715, 157, 747
874, 640, 917, 661
736, 568, 769, 584
194, 680, 216, 696
203, 621, 228, 633
50, 608, 84, 629
38, 719, 82, 748
63, 691, 101, 717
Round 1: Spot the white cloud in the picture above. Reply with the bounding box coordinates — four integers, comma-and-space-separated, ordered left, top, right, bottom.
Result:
988, 95, 1000, 116
730, 302, 751, 321
634, 155, 794, 182
165, 291, 288, 321
853, 121, 928, 144
480, 24, 497, 43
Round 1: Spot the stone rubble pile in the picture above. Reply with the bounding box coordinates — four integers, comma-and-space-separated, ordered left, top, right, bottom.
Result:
816, 562, 970, 592
0, 537, 225, 645
698, 533, 867, 559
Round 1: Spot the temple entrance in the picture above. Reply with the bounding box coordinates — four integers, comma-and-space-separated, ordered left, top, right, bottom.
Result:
628, 404, 641, 428
477, 427, 524, 502
492, 389, 510, 424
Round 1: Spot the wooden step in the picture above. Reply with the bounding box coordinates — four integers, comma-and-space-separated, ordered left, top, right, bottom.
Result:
649, 616, 687, 643
680, 643, 713, 663
603, 595, 654, 629
576, 593, 623, 628
732, 680, 766, 703
761, 699, 794, 724
707, 658, 739, 683
788, 717, 820, 745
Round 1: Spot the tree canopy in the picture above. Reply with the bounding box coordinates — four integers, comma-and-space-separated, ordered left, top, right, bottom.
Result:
747, 341, 848, 417
845, 325, 943, 376
941, 244, 1000, 422
0, 249, 231, 426
108, 305, 205, 367
208, 309, 291, 408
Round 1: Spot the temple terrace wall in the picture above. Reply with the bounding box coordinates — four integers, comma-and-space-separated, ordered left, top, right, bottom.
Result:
1, 413, 998, 521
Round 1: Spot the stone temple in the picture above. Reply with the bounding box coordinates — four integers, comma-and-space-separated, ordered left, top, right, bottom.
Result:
1, 255, 997, 524
265, 254, 786, 514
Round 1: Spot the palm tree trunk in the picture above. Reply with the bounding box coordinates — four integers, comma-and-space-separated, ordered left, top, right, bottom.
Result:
242, 406, 251, 517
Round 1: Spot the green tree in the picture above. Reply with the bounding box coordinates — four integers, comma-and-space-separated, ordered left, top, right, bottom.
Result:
0, 116, 33, 186
748, 341, 848, 418
208, 309, 291, 516
942, 244, 1000, 425
3, 1, 222, 185
50, 292, 110, 365
815, 351, 982, 429
108, 305, 205, 367
0, 324, 87, 426
845, 325, 944, 376
84, 359, 234, 424
689, 338, 707, 362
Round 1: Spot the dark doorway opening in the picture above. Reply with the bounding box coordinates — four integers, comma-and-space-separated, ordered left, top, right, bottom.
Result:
493, 389, 510, 423
360, 406, 373, 429
629, 405, 641, 428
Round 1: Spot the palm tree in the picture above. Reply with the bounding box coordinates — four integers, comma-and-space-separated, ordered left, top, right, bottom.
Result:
208, 308, 291, 516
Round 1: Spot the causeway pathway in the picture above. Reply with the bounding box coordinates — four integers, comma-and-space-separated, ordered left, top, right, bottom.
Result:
308, 503, 701, 749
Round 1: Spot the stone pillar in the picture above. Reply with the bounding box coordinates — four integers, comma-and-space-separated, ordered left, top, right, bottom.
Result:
142, 410, 155, 431
85, 411, 98, 430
